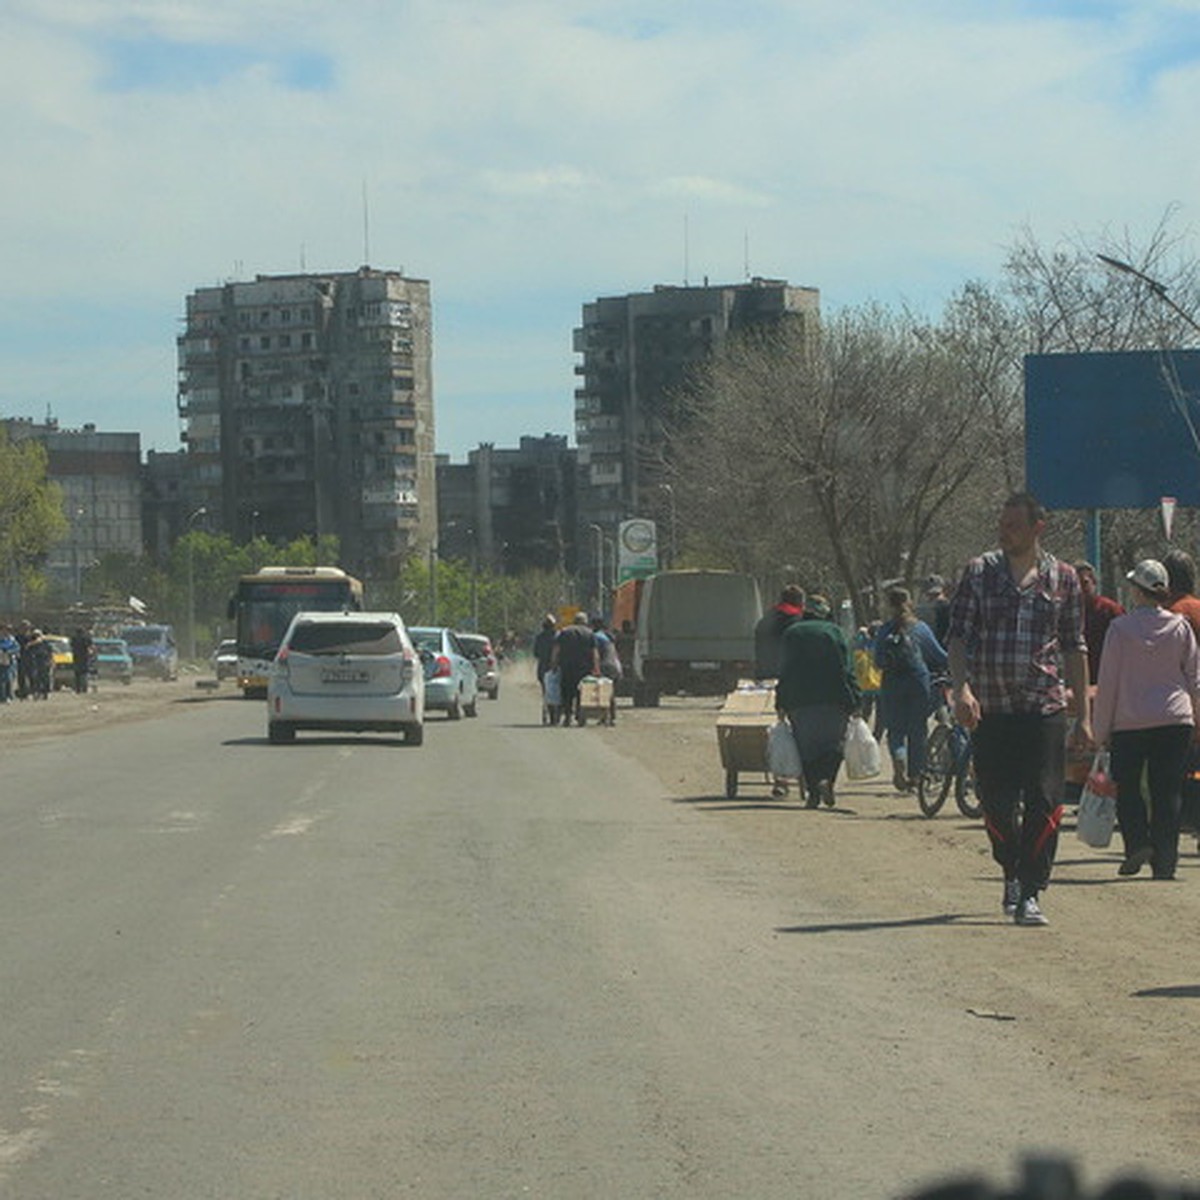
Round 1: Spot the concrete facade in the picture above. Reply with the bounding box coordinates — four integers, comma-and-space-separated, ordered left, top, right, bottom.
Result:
436, 435, 578, 576
572, 277, 820, 540
2, 418, 143, 599
178, 267, 435, 581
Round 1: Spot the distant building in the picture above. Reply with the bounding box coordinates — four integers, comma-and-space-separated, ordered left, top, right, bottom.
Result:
1, 417, 143, 599
573, 277, 820, 540
437, 435, 578, 576
177, 267, 435, 581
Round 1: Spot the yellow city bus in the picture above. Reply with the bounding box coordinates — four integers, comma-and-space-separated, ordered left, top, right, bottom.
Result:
228, 567, 364, 697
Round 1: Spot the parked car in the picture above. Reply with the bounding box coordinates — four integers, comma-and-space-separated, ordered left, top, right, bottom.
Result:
407, 626, 480, 720
93, 637, 133, 685
211, 638, 238, 681
456, 632, 500, 699
119, 624, 179, 681
266, 611, 425, 745
45, 635, 73, 690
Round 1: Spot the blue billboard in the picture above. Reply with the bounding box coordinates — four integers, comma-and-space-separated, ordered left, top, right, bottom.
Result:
1025, 349, 1200, 509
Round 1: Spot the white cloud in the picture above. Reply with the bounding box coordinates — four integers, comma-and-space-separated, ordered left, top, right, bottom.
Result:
5, 0, 1200, 455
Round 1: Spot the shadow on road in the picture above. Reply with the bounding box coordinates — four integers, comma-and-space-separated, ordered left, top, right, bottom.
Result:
777, 912, 992, 934
1133, 984, 1200, 999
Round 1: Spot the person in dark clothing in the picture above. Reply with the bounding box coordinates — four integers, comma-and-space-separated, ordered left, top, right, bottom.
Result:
15, 619, 34, 699
70, 627, 94, 694
532, 614, 558, 685
1075, 560, 1124, 683
25, 629, 53, 700
920, 576, 952, 647
754, 584, 805, 679
551, 612, 600, 727
775, 595, 860, 808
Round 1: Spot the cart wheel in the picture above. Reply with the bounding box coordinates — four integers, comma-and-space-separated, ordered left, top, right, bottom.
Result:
725, 768, 738, 799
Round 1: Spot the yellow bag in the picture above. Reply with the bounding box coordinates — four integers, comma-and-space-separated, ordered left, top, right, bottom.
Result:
854, 647, 881, 693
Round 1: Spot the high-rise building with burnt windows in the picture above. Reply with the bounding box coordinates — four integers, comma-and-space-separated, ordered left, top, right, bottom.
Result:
177, 267, 435, 581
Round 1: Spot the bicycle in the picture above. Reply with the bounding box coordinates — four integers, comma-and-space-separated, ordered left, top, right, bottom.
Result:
917, 680, 983, 819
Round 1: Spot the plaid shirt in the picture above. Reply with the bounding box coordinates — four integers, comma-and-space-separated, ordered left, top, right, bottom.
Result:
946, 549, 1085, 716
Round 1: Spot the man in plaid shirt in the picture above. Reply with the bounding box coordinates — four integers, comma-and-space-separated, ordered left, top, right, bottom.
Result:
946, 493, 1092, 927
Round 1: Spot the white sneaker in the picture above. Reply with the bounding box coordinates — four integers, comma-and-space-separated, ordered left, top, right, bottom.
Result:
1002, 878, 1021, 917
1014, 895, 1049, 926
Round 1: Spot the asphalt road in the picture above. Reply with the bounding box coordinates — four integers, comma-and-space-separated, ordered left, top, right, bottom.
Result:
0, 684, 1191, 1198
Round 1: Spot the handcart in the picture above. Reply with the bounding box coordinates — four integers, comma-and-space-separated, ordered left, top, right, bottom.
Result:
577, 675, 615, 726
715, 681, 784, 799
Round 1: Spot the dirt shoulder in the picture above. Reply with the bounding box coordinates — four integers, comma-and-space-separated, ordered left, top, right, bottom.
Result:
0, 672, 230, 751
603, 685, 1200, 1177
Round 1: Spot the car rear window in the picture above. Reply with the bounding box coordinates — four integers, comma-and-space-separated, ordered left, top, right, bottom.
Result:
409, 629, 442, 654
287, 622, 403, 656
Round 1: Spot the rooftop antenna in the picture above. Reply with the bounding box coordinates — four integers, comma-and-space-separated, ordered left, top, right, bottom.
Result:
744, 230, 751, 281
300, 243, 307, 272
362, 179, 371, 266
683, 213, 690, 286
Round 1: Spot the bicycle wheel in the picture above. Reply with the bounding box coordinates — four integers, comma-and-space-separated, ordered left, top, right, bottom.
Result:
917, 724, 954, 817
955, 759, 983, 819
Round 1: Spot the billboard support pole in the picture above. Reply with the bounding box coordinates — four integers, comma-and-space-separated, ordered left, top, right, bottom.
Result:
1085, 509, 1102, 577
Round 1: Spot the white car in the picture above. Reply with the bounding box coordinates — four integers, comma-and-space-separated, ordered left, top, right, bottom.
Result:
211, 638, 238, 681
266, 611, 425, 745
407, 626, 480, 720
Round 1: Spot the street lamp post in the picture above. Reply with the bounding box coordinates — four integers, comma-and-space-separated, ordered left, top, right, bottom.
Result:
1097, 254, 1200, 336
658, 483, 677, 568
588, 523, 604, 614
185, 506, 208, 662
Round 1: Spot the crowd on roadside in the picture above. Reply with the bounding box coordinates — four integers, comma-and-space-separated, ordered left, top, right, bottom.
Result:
531, 611, 623, 726
0, 620, 95, 702
753, 492, 1200, 928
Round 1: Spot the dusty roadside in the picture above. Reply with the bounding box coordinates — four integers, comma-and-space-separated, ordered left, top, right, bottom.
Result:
0, 672, 233, 751
601, 684, 1200, 1180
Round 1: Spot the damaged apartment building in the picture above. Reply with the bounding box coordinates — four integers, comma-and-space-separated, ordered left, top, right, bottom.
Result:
177, 267, 436, 581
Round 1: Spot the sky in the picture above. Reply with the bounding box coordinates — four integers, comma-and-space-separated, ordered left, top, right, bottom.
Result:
5, 0, 1200, 461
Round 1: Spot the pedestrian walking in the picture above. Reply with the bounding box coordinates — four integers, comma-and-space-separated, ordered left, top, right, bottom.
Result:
590, 615, 622, 724
1092, 559, 1200, 881
874, 587, 948, 792
551, 612, 600, 727
532, 613, 560, 725
754, 584, 805, 680
70, 626, 94, 694
1075, 560, 1124, 683
775, 595, 860, 809
0, 622, 19, 703
15, 619, 34, 699
1164, 549, 1200, 640
25, 629, 54, 700
946, 492, 1091, 927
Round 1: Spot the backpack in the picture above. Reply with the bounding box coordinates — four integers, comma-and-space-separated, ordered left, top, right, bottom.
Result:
878, 623, 922, 677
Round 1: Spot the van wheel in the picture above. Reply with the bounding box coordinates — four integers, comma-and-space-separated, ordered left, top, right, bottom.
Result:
403, 723, 424, 746
464, 697, 478, 718
447, 696, 462, 720
268, 722, 295, 744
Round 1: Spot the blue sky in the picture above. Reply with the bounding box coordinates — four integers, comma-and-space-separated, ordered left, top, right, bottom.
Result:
5, 0, 1200, 459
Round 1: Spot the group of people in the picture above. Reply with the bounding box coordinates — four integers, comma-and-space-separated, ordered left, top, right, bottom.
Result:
757, 490, 1200, 928
532, 611, 622, 726
0, 622, 94, 702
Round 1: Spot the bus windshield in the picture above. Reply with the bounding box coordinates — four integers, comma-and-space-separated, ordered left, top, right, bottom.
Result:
233, 572, 363, 661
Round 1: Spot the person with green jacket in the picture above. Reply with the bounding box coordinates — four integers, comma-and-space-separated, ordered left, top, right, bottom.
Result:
775, 595, 861, 808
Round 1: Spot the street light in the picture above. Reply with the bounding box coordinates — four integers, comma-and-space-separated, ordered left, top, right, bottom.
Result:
588, 523, 604, 613
185, 505, 208, 661
1097, 254, 1200, 336
658, 483, 677, 567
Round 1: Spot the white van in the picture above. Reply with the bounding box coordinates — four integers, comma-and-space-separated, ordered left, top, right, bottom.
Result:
631, 570, 762, 706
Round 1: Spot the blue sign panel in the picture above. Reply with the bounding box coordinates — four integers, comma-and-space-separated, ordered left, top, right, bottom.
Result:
1025, 350, 1200, 509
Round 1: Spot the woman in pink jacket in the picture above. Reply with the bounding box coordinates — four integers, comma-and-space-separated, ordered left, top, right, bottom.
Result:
1093, 559, 1200, 880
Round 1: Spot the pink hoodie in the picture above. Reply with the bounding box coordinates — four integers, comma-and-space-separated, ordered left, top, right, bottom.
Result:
1092, 606, 1200, 744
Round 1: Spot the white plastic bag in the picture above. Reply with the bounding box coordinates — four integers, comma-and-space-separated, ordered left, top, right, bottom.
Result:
844, 715, 882, 780
542, 668, 561, 706
766, 719, 802, 779
1076, 750, 1118, 848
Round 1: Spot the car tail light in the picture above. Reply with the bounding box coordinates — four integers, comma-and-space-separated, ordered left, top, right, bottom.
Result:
431, 654, 452, 678
274, 647, 290, 678
401, 652, 416, 682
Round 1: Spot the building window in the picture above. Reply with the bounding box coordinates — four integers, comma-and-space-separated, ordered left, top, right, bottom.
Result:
301, 332, 312, 349
260, 336, 270, 350
260, 310, 271, 324
281, 309, 291, 323
279, 334, 291, 348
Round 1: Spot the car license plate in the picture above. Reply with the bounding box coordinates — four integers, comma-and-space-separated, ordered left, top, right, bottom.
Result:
689, 661, 719, 670
321, 668, 369, 683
